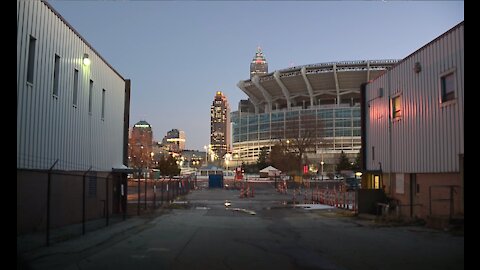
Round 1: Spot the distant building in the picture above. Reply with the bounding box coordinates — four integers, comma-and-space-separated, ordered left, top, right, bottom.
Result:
234, 49, 398, 165
362, 21, 464, 221
129, 120, 153, 169
17, 0, 131, 235
210, 91, 231, 160
250, 47, 268, 79
162, 129, 186, 153
181, 150, 205, 168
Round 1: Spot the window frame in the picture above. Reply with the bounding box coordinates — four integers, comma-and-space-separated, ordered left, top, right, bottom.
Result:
88, 80, 94, 114
26, 35, 36, 85
101, 88, 106, 120
391, 93, 402, 120
73, 69, 79, 107
53, 54, 60, 97
440, 68, 456, 105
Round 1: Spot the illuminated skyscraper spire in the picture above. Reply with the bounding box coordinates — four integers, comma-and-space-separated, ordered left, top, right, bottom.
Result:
210, 91, 231, 160
250, 46, 268, 79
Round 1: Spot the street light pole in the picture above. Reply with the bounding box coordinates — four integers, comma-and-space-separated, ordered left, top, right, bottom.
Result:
204, 145, 208, 166
320, 141, 324, 181
320, 161, 324, 181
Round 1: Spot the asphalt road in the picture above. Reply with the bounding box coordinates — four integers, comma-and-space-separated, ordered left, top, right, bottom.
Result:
22, 184, 464, 270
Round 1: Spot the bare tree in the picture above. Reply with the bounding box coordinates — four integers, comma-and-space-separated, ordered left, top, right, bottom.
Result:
270, 112, 325, 174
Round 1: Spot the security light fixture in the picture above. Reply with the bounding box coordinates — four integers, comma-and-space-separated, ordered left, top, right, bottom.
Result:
83, 53, 91, 66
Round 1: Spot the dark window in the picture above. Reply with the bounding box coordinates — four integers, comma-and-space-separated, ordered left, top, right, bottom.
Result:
53, 54, 60, 96
73, 69, 79, 106
441, 72, 455, 102
26, 36, 36, 84
88, 80, 93, 114
101, 89, 106, 119
372, 146, 375, 161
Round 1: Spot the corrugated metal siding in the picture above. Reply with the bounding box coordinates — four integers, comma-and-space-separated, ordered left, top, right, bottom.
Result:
17, 0, 126, 171
365, 23, 464, 173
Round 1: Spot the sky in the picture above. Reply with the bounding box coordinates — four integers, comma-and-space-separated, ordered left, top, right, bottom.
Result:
48, 0, 463, 151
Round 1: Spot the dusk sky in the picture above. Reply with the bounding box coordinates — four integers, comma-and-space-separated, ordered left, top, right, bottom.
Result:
48, 0, 463, 151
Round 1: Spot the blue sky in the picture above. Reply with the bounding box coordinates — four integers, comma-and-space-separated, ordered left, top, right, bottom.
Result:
48, 0, 464, 151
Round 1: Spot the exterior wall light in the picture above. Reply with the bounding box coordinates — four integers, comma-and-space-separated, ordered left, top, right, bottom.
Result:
83, 53, 91, 66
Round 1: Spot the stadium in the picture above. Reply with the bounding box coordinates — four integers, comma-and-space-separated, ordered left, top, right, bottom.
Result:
231, 59, 399, 173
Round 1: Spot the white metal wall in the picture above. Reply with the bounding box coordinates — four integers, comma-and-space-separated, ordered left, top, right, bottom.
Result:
17, 0, 127, 171
365, 22, 464, 173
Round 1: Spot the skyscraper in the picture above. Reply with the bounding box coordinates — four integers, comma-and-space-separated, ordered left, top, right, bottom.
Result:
210, 91, 231, 161
162, 128, 186, 153
250, 47, 268, 78
129, 120, 153, 169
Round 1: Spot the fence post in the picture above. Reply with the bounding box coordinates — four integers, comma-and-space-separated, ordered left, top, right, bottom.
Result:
46, 159, 59, 247
153, 179, 156, 209
161, 179, 164, 203
450, 186, 454, 219
167, 177, 171, 202
106, 172, 111, 226
137, 169, 141, 216
144, 171, 147, 210
122, 175, 127, 221
429, 185, 432, 216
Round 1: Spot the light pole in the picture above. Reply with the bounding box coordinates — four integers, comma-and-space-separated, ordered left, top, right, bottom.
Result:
224, 153, 232, 171
203, 145, 208, 166
320, 161, 324, 181
150, 152, 154, 178
319, 141, 324, 181
233, 153, 239, 169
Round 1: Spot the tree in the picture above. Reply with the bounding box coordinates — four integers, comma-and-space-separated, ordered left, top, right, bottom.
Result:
336, 151, 352, 172
270, 112, 325, 175
269, 143, 299, 175
157, 154, 180, 177
257, 147, 269, 170
240, 161, 258, 173
351, 150, 361, 171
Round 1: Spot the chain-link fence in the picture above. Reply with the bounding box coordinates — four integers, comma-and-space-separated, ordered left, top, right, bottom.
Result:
17, 168, 127, 252
126, 175, 196, 215
18, 168, 199, 252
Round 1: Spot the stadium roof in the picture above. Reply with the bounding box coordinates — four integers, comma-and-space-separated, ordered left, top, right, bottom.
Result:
237, 59, 399, 113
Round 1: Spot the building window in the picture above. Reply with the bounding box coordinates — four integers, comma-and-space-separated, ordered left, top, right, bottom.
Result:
441, 72, 455, 102
53, 54, 60, 96
88, 80, 93, 114
26, 35, 36, 84
392, 95, 402, 119
101, 89, 106, 120
73, 69, 79, 106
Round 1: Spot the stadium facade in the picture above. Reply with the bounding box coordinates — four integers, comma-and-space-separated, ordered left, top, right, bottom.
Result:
231, 54, 399, 172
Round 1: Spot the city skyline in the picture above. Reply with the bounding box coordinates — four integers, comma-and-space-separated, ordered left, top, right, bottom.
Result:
48, 0, 464, 151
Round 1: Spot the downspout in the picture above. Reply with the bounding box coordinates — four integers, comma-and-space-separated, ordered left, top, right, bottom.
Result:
122, 79, 131, 220
46, 159, 59, 246
82, 166, 92, 235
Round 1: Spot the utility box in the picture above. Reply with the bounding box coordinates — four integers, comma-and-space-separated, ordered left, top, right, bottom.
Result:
208, 174, 224, 188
